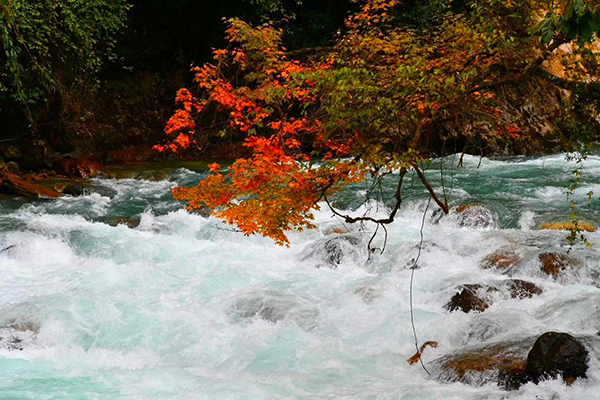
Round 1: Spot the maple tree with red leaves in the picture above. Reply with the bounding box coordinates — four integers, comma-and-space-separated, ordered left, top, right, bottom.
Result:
157, 0, 600, 246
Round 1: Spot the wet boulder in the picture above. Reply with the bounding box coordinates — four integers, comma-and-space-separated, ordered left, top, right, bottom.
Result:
525, 332, 589, 384
431, 339, 533, 387
456, 204, 498, 229
432, 333, 589, 390
107, 216, 141, 229
446, 284, 497, 313
0, 326, 37, 351
446, 280, 542, 313
227, 290, 320, 331
134, 170, 170, 182
481, 250, 521, 271
508, 279, 543, 299
302, 234, 364, 269
58, 182, 118, 198
538, 252, 581, 277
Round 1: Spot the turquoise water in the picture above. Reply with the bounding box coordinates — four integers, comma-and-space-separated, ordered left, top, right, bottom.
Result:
0, 154, 599, 399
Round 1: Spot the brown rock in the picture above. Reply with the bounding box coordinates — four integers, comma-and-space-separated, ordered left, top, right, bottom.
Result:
108, 217, 141, 229
446, 284, 497, 313
481, 250, 521, 270
434, 333, 590, 390
508, 279, 543, 299
538, 252, 581, 277
434, 339, 533, 387
53, 157, 105, 179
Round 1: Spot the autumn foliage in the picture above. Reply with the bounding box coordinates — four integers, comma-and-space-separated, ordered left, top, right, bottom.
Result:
158, 0, 600, 245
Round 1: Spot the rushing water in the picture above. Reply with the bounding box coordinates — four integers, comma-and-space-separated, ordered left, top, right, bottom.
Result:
1, 154, 600, 399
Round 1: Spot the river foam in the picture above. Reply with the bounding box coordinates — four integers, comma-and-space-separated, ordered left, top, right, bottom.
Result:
0, 154, 599, 399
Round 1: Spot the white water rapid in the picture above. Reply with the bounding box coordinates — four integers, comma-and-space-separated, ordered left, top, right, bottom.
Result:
1, 154, 600, 399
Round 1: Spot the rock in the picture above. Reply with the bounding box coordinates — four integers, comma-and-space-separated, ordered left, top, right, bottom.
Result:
456, 204, 497, 228
6, 161, 20, 174
539, 221, 595, 232
21, 139, 51, 170
134, 170, 170, 181
446, 284, 497, 313
508, 279, 543, 299
354, 285, 381, 304
0, 172, 60, 198
0, 145, 22, 161
481, 250, 521, 270
0, 156, 5, 170
432, 339, 534, 387
432, 333, 589, 390
520, 332, 589, 387
53, 156, 105, 179
0, 326, 37, 351
108, 216, 141, 229
228, 291, 320, 331
58, 182, 117, 198
302, 234, 363, 269
538, 252, 581, 277
447, 280, 542, 313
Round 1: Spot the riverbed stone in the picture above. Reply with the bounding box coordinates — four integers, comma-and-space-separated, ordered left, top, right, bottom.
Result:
432, 339, 533, 387
456, 204, 498, 229
432, 332, 589, 390
524, 332, 589, 385
446, 284, 497, 313
447, 280, 542, 313
508, 279, 543, 299
538, 252, 581, 277
481, 250, 521, 270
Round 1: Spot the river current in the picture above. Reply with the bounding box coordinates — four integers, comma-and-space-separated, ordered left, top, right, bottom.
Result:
1, 153, 600, 399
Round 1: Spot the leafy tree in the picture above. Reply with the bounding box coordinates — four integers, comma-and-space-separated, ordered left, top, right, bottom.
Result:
159, 0, 600, 246
0, 0, 129, 119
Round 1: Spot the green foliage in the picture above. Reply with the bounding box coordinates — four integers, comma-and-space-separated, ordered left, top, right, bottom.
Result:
0, 0, 129, 113
535, 0, 600, 44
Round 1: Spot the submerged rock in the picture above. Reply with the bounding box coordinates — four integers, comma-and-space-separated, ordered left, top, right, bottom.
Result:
108, 216, 141, 229
508, 279, 543, 299
481, 250, 521, 270
0, 326, 37, 351
302, 234, 364, 269
456, 204, 498, 229
446, 279, 542, 313
227, 291, 320, 331
538, 252, 581, 277
432, 332, 590, 390
432, 339, 533, 387
446, 284, 497, 313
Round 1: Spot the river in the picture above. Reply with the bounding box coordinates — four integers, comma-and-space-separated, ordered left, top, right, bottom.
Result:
0, 153, 599, 399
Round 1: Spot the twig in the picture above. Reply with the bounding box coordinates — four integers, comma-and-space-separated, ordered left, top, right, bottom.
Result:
410, 196, 432, 375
